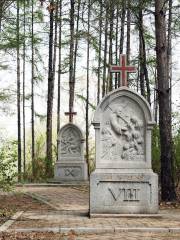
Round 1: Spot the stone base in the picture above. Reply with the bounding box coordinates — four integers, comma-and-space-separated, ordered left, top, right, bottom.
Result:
90, 213, 162, 218
54, 162, 88, 181
90, 170, 158, 214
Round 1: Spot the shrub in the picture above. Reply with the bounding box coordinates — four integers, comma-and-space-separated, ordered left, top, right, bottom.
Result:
0, 140, 17, 191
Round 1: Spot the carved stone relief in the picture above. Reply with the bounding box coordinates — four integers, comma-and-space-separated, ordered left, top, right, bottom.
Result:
100, 97, 144, 161
60, 127, 81, 156
64, 167, 81, 177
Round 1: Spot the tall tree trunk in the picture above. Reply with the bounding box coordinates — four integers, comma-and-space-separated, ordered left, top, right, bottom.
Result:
102, 2, 108, 97
23, 0, 26, 176
17, 0, 21, 182
126, 0, 130, 65
69, 0, 75, 122
119, 0, 126, 87
97, 0, 102, 103
139, 34, 145, 97
155, 0, 176, 201
52, 0, 58, 153
167, 0, 172, 120
119, 0, 125, 55
115, 5, 119, 89
108, 1, 114, 92
138, 4, 151, 104
73, 0, 81, 85
46, 1, 55, 177
86, 0, 90, 176
57, 0, 62, 146
31, 0, 35, 179
52, 0, 58, 88
126, 0, 130, 86
138, 8, 145, 98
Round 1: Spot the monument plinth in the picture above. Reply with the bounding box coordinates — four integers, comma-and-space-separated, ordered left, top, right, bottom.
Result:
90, 87, 158, 216
54, 123, 88, 181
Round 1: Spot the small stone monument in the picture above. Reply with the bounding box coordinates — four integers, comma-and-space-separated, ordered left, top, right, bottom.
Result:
90, 55, 158, 216
54, 123, 88, 181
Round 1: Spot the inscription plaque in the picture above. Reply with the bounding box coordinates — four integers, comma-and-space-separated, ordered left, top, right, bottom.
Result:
108, 187, 140, 202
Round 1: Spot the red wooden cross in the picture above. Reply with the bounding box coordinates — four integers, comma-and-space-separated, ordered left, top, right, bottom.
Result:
110, 54, 137, 86
65, 108, 77, 123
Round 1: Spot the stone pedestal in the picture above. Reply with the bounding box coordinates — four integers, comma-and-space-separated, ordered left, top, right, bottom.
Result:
90, 170, 158, 215
54, 123, 88, 181
90, 87, 158, 215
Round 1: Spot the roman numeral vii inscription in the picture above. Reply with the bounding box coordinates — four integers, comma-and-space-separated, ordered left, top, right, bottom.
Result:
108, 187, 140, 202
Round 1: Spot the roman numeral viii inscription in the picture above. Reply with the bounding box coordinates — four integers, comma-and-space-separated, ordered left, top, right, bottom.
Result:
108, 187, 140, 202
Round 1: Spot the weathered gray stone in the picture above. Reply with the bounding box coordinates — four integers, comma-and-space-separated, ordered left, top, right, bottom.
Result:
90, 87, 158, 215
54, 123, 88, 181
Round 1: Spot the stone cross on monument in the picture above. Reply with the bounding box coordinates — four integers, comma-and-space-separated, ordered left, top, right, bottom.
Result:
110, 54, 137, 86
65, 107, 77, 123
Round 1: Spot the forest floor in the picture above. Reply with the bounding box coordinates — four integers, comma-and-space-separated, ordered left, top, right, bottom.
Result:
0, 185, 180, 239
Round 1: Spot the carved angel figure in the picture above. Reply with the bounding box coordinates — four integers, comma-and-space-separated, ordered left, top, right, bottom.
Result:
110, 106, 130, 136
101, 126, 116, 160
121, 117, 144, 160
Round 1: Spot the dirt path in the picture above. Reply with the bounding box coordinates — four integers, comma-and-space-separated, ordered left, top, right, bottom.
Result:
1, 185, 180, 239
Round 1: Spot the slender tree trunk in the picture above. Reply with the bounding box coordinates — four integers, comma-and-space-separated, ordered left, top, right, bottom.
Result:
126, 0, 130, 65
138, 5, 151, 104
108, 1, 114, 92
97, 0, 102, 103
46, 1, 55, 177
52, 0, 58, 156
52, 0, 58, 87
102, 2, 108, 97
119, 0, 126, 87
138, 8, 145, 98
126, 0, 131, 86
31, 0, 35, 179
119, 0, 125, 55
139, 31, 145, 97
73, 0, 81, 84
155, 0, 176, 201
115, 5, 119, 89
57, 0, 62, 146
23, 0, 26, 176
17, 0, 21, 182
69, 0, 75, 122
86, 0, 90, 176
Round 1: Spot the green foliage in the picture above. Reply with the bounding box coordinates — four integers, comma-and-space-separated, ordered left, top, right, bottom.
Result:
152, 125, 161, 174
152, 124, 180, 186
25, 133, 45, 182
24, 131, 57, 182
34, 10, 44, 22
0, 140, 17, 191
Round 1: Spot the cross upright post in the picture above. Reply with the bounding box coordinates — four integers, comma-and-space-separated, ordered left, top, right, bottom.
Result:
110, 54, 137, 87
65, 107, 77, 123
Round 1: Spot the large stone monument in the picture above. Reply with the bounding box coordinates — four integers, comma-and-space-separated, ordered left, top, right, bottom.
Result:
90, 86, 158, 215
54, 123, 88, 181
